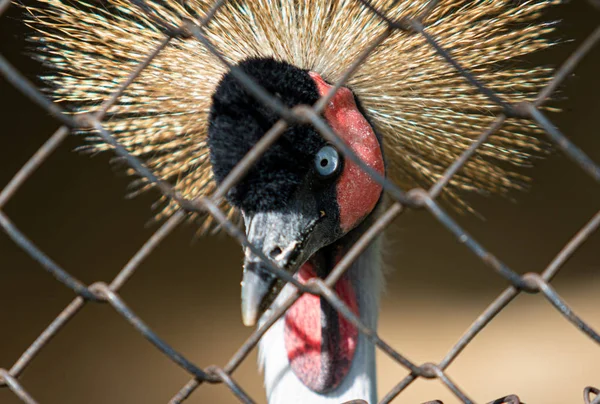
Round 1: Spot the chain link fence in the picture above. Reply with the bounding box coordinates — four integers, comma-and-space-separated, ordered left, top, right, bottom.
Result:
0, 0, 599, 403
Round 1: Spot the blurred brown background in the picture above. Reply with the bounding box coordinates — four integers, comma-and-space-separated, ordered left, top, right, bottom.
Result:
0, 2, 599, 403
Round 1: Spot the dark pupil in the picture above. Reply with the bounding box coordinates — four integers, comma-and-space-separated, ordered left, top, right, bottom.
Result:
320, 158, 329, 167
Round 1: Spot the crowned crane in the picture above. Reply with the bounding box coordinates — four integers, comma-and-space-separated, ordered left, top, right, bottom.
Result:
26, 0, 559, 402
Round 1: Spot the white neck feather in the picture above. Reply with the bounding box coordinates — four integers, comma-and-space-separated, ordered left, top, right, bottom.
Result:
258, 235, 384, 404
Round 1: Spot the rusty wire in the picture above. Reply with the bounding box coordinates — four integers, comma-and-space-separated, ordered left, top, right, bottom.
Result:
0, 0, 599, 403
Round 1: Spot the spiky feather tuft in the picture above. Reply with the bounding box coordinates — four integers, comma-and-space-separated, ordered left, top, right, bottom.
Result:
24, 0, 560, 230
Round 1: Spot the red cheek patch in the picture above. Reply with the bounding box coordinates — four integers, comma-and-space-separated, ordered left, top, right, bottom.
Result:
284, 262, 358, 393
309, 72, 384, 232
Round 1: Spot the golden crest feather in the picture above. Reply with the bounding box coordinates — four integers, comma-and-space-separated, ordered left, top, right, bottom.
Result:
24, 0, 559, 230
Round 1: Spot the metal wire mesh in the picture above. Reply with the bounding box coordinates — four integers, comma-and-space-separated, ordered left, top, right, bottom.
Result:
0, 0, 599, 403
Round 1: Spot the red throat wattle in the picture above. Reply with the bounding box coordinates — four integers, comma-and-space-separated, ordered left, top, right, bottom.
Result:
309, 72, 384, 232
284, 262, 359, 393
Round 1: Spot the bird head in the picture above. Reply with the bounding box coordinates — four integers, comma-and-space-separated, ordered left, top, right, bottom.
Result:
208, 57, 385, 328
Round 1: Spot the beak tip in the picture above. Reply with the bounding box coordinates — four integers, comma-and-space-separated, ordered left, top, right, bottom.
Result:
241, 293, 260, 327
241, 301, 258, 326
242, 315, 257, 327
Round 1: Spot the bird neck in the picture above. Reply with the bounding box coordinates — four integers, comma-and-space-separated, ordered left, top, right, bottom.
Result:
258, 209, 384, 404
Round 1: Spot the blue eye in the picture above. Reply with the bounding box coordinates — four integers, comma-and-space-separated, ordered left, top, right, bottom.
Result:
315, 146, 341, 178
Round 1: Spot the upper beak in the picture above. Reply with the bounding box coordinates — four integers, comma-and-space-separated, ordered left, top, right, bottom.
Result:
241, 262, 274, 327
241, 209, 319, 326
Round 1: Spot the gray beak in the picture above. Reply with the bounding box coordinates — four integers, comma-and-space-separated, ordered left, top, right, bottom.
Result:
241, 209, 319, 326
241, 263, 275, 327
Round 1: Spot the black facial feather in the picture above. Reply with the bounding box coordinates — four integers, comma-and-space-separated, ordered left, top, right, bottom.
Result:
208, 58, 326, 213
